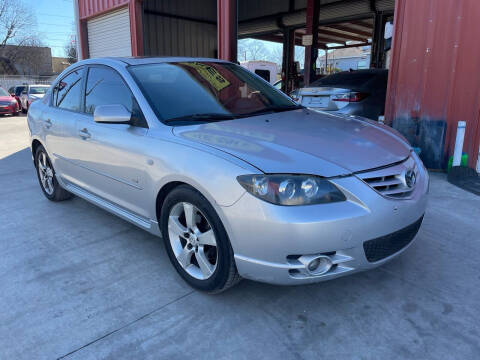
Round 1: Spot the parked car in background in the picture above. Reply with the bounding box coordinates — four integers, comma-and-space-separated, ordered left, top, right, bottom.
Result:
28, 58, 427, 293
0, 86, 20, 116
296, 69, 388, 120
20, 84, 50, 113
8, 85, 26, 109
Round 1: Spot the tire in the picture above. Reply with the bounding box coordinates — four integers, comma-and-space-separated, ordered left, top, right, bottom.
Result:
34, 145, 73, 202
160, 185, 241, 293
14, 111, 19, 116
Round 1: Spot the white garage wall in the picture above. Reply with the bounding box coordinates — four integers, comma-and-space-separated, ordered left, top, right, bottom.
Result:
87, 7, 132, 58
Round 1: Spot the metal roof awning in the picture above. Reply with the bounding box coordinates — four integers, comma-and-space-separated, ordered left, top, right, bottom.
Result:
248, 18, 375, 49
238, 0, 394, 48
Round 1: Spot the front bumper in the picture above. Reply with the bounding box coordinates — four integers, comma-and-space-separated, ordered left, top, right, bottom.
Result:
220, 165, 429, 285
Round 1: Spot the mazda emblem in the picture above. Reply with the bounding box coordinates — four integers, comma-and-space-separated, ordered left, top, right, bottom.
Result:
405, 169, 416, 188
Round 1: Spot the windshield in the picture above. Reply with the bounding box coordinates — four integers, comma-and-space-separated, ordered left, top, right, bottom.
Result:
128, 62, 298, 123
29, 86, 48, 95
0, 87, 9, 96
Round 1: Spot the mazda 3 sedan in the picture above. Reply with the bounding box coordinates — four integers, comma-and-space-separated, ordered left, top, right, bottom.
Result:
27, 57, 428, 293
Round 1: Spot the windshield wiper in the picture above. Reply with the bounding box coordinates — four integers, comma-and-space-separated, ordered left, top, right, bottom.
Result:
238, 104, 304, 118
164, 113, 237, 124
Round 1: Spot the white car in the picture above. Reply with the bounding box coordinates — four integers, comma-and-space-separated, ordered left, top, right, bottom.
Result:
20, 85, 50, 113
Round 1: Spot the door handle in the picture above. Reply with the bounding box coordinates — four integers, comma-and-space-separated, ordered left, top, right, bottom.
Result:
44, 119, 52, 129
78, 128, 91, 139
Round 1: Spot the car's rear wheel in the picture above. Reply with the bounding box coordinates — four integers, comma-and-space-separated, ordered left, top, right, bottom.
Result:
35, 145, 72, 201
160, 185, 240, 293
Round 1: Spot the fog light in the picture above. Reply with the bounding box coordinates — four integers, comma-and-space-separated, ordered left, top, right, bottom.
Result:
308, 258, 321, 272
307, 256, 332, 275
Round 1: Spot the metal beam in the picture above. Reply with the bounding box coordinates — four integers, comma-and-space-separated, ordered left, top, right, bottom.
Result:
370, 11, 386, 68
326, 24, 372, 38
326, 42, 370, 50
130, 0, 144, 56
282, 28, 295, 93
304, 0, 320, 86
318, 28, 368, 42
217, 0, 238, 62
253, 34, 303, 47
352, 20, 374, 30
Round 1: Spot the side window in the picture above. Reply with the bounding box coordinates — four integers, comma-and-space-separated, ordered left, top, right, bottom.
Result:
84, 66, 146, 127
54, 69, 83, 112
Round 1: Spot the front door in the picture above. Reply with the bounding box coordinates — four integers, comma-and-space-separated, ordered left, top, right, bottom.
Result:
69, 65, 151, 218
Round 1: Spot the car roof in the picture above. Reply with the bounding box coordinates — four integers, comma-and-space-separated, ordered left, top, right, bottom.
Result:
76, 56, 230, 67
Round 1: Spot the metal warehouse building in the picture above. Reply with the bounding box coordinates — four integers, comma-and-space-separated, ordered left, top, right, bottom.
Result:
74, 0, 480, 171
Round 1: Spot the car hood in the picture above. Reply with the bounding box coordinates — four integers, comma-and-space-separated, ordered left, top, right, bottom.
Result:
172, 109, 411, 177
0, 96, 14, 102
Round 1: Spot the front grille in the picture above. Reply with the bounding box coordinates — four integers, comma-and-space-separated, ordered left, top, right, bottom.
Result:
363, 216, 424, 262
357, 156, 418, 199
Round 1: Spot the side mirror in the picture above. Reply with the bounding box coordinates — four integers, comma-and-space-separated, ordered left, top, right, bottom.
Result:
94, 104, 132, 124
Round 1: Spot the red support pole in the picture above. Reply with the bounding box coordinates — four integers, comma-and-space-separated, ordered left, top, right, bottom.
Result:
304, 0, 320, 86
129, 0, 144, 56
79, 20, 89, 59
217, 0, 238, 62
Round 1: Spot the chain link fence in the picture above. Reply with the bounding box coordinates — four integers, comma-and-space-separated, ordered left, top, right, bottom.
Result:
0, 75, 56, 91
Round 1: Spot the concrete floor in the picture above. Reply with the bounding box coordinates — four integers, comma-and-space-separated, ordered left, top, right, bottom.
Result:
1, 115, 479, 360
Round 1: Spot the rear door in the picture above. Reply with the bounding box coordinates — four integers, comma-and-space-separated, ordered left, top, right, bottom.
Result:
45, 67, 85, 180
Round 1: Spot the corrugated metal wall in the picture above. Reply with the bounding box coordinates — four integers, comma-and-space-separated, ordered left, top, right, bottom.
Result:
143, 0, 217, 58
386, 0, 480, 169
79, 0, 129, 19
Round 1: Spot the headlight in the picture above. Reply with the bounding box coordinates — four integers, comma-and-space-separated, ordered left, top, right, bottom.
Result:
237, 174, 346, 206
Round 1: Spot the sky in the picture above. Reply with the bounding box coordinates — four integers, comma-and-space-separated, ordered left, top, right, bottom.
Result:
31, 0, 76, 57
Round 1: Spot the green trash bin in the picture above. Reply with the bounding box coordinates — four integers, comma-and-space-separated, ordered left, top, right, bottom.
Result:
447, 153, 468, 172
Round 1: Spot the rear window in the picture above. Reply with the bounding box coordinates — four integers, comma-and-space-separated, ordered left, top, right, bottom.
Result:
311, 71, 380, 88
30, 86, 48, 95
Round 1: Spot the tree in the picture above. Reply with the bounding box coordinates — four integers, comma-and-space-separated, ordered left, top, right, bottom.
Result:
0, 0, 38, 47
237, 38, 271, 62
270, 43, 283, 69
65, 36, 78, 64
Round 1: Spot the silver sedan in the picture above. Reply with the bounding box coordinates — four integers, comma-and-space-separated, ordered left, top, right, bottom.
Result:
27, 57, 428, 293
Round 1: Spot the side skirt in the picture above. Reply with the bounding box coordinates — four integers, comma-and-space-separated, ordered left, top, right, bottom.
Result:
63, 181, 162, 237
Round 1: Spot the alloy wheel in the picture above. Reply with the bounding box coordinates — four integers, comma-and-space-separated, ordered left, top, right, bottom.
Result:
37, 151, 54, 195
168, 202, 218, 280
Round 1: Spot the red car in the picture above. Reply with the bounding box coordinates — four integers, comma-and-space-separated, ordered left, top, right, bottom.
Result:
0, 86, 20, 115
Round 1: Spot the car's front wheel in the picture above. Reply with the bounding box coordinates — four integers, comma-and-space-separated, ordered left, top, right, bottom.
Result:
160, 185, 240, 293
35, 145, 72, 201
